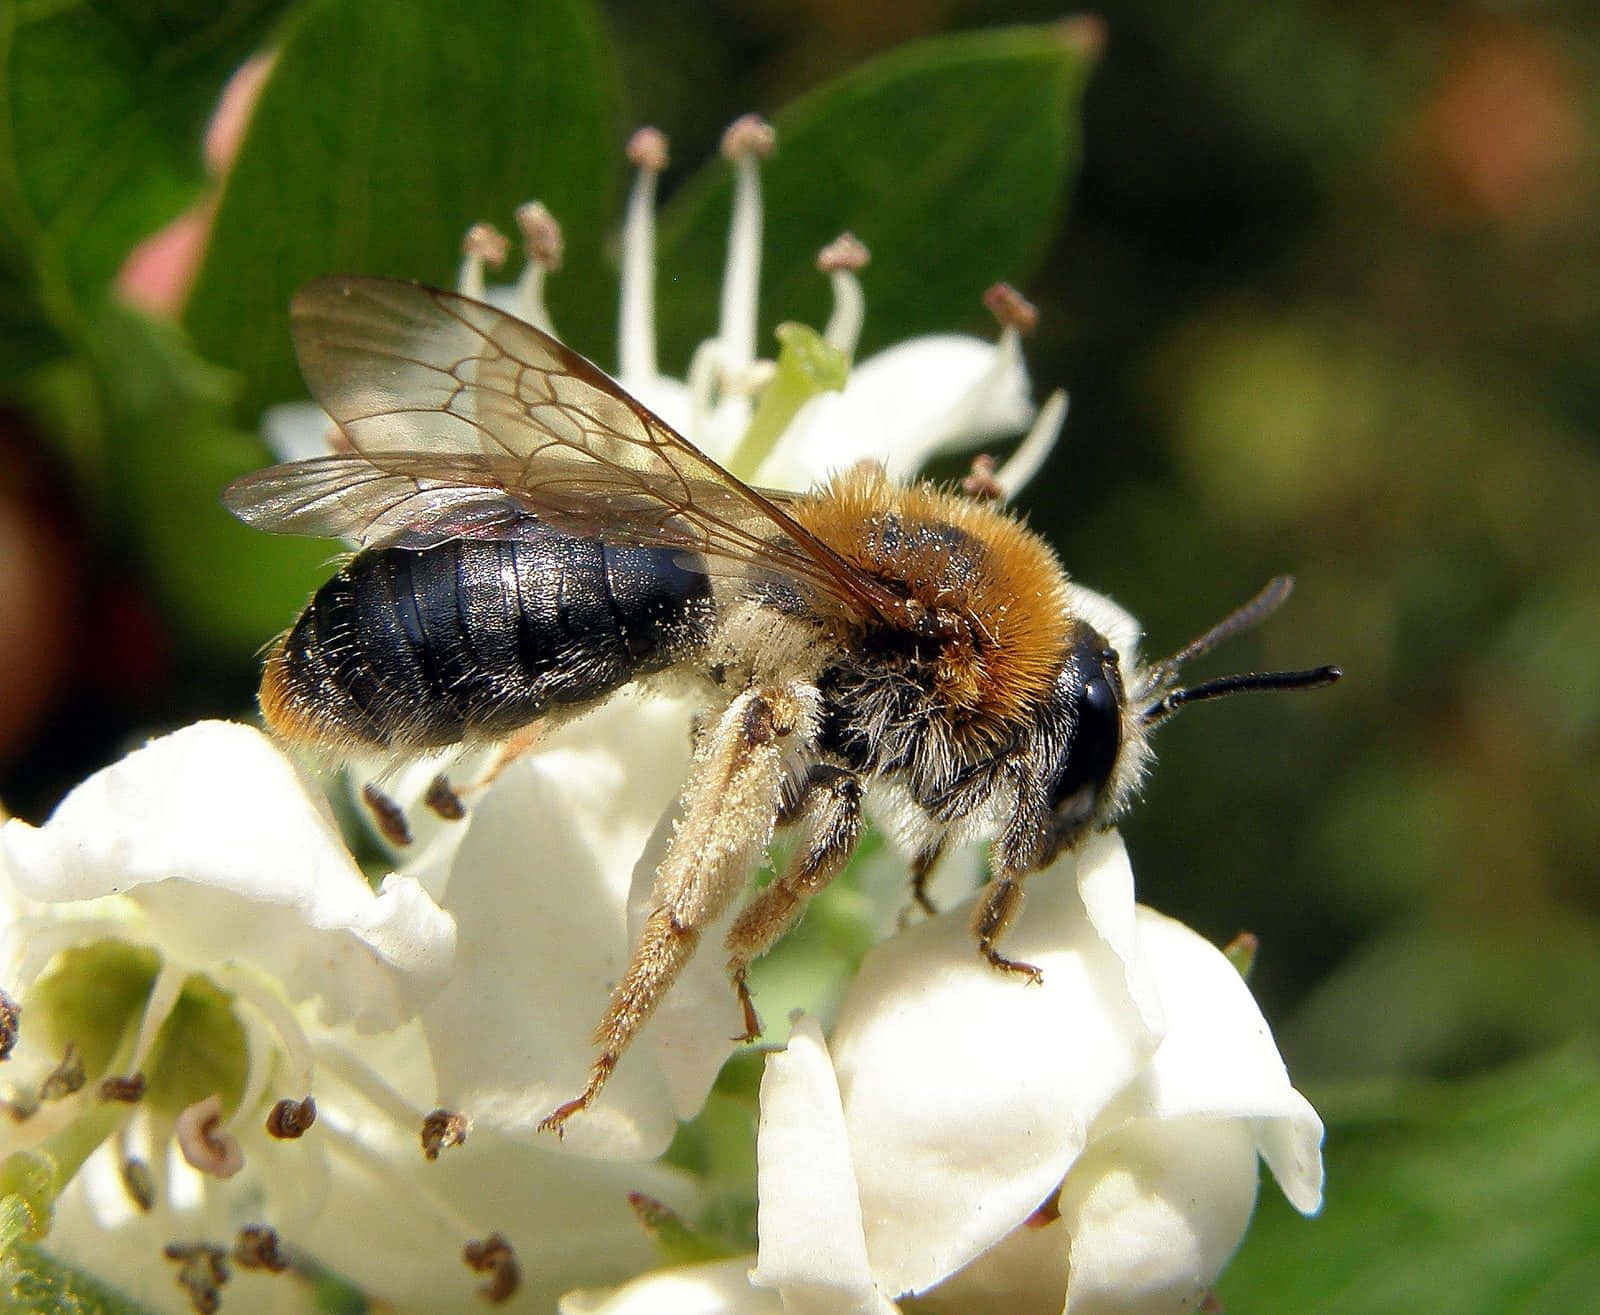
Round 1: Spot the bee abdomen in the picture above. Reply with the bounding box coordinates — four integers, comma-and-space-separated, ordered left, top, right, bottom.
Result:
262, 527, 713, 752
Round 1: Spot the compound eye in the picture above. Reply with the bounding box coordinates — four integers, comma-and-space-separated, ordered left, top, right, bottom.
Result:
1048, 643, 1125, 829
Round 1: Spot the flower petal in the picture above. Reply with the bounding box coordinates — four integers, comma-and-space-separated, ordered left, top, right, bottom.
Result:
1130, 907, 1325, 1214
1058, 1117, 1261, 1315
562, 1258, 781, 1315
827, 836, 1161, 1298
421, 692, 706, 1160
752, 1015, 898, 1315
0, 722, 454, 1029
757, 335, 1033, 488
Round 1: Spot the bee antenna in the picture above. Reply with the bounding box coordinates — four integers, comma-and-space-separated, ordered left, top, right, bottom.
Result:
1144, 575, 1297, 689
1138, 576, 1340, 726
1142, 664, 1342, 726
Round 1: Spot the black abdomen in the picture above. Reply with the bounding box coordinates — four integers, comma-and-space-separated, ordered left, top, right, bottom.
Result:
264, 527, 713, 750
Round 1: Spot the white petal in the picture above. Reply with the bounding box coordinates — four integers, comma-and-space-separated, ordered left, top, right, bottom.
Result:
828, 844, 1162, 1298
757, 335, 1033, 488
422, 692, 703, 1159
1075, 832, 1165, 1037
562, 1258, 781, 1315
0, 722, 455, 1029
1133, 907, 1325, 1214
1058, 1117, 1261, 1315
752, 1016, 897, 1315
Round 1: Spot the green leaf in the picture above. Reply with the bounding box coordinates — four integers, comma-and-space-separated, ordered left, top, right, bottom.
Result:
89, 299, 332, 650
185, 0, 620, 422
0, 0, 287, 360
646, 23, 1095, 374
1223, 1047, 1600, 1315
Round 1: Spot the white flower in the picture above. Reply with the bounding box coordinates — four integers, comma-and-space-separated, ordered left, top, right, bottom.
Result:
748, 829, 1322, 1315
550, 833, 1322, 1315
0, 723, 694, 1312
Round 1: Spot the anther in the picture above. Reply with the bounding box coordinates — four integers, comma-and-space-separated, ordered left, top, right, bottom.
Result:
164, 1242, 230, 1315
983, 282, 1038, 335
176, 1095, 244, 1179
266, 1095, 316, 1139
462, 223, 509, 269
425, 774, 467, 821
816, 231, 869, 274
463, 1233, 520, 1304
515, 202, 564, 271
626, 125, 669, 173
122, 1156, 156, 1212
38, 1042, 84, 1101
233, 1224, 290, 1273
0, 986, 18, 1060
721, 113, 775, 161
362, 783, 412, 847
99, 1072, 147, 1103
421, 1107, 469, 1160
962, 454, 1004, 502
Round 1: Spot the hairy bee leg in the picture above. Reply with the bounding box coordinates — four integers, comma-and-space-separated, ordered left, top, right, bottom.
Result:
909, 841, 947, 917
971, 875, 1043, 984
539, 683, 819, 1135
725, 767, 863, 1042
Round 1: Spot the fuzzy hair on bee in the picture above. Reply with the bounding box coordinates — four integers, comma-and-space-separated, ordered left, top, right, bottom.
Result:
224, 276, 1340, 1133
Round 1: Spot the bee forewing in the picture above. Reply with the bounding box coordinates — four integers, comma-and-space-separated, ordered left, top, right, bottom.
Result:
226, 276, 906, 620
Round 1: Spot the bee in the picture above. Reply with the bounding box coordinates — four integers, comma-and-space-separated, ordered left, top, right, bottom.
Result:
224, 276, 1340, 1132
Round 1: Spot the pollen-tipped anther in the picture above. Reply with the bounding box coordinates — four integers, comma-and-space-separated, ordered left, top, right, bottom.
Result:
620, 129, 669, 383
816, 231, 869, 274
718, 116, 774, 376
983, 282, 1039, 335
721, 113, 775, 161
176, 1094, 245, 1179
511, 203, 563, 334
516, 202, 564, 271
266, 1095, 316, 1139
457, 223, 509, 300
819, 232, 870, 354
626, 125, 669, 173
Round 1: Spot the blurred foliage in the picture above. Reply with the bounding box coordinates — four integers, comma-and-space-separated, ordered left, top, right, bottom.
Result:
1, 0, 1598, 1310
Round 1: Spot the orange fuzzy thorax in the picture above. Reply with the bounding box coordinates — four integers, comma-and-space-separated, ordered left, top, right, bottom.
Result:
790, 465, 1075, 731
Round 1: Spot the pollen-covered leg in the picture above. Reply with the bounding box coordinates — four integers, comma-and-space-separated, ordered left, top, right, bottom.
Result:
971, 874, 1043, 984
725, 766, 862, 1041
539, 682, 819, 1135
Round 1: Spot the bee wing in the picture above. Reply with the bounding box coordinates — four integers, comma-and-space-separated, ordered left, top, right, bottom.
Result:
224, 276, 905, 620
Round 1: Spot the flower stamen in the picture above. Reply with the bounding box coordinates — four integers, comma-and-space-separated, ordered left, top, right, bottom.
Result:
421, 1107, 470, 1160
511, 202, 563, 335
620, 126, 669, 385
718, 114, 775, 377
175, 1095, 244, 1179
817, 231, 869, 356
457, 223, 509, 301
266, 1095, 316, 1139
463, 1232, 520, 1304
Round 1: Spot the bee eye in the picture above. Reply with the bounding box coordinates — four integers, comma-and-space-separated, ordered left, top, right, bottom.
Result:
1048, 640, 1125, 829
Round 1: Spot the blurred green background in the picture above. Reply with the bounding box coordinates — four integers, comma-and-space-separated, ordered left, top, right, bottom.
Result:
2, 1, 1596, 1310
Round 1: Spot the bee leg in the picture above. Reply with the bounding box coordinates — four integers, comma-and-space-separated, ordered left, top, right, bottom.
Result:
539, 682, 820, 1135
971, 874, 1043, 984
908, 841, 947, 918
725, 766, 863, 1042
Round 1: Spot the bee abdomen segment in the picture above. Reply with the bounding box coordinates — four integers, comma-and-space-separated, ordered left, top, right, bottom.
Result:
261, 527, 713, 752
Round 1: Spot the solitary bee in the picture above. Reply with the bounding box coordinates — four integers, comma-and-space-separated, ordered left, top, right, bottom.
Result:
225, 276, 1339, 1132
